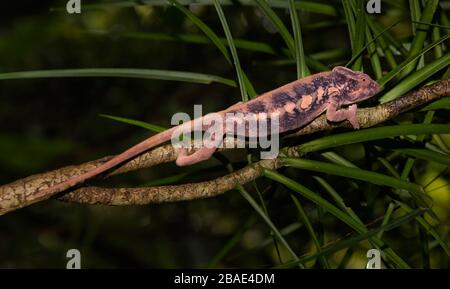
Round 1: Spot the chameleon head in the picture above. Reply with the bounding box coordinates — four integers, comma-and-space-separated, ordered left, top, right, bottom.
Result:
331, 66, 380, 105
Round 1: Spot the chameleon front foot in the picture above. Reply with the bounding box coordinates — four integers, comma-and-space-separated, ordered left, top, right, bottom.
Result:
347, 104, 359, 129
326, 101, 360, 129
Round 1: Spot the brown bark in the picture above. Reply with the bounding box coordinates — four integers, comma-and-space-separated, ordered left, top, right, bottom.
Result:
0, 79, 449, 215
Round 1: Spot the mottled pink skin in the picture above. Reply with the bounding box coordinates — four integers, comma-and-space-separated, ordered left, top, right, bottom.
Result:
222, 66, 378, 133
176, 67, 379, 165
35, 67, 379, 195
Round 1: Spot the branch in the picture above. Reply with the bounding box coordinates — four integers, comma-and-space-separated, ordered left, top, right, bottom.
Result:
59, 159, 281, 205
1, 79, 449, 215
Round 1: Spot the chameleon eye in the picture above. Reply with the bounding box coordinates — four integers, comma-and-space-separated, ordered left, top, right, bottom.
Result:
362, 78, 366, 82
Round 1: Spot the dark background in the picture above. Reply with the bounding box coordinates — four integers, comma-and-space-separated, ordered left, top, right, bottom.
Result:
0, 0, 448, 268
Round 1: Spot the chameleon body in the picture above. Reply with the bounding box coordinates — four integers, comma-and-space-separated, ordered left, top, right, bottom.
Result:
35, 66, 379, 197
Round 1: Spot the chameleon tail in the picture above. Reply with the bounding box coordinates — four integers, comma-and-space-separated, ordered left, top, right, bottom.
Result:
34, 127, 178, 198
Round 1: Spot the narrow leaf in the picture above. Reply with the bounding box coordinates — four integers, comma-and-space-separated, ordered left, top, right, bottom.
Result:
0, 68, 237, 87
99, 114, 166, 133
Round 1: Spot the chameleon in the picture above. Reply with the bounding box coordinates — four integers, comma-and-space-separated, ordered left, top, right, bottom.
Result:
34, 66, 379, 197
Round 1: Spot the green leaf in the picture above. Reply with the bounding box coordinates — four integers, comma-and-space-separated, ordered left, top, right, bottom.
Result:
377, 35, 450, 88
380, 53, 450, 103
305, 57, 329, 72
207, 216, 257, 268
213, 0, 249, 101
350, 5, 366, 71
170, 0, 256, 97
88, 30, 278, 54
215, 222, 303, 265
254, 0, 296, 57
289, 0, 310, 78
367, 17, 408, 56
168, 0, 231, 62
222, 161, 301, 265
401, 0, 439, 76
313, 176, 363, 224
394, 148, 450, 167
377, 157, 401, 178
70, 1, 338, 16
345, 20, 401, 69
342, 0, 356, 49
0, 68, 237, 87
290, 195, 329, 268
395, 201, 450, 256
411, 21, 450, 30
366, 27, 382, 80
263, 169, 410, 268
282, 158, 425, 196
421, 97, 450, 111
368, 22, 397, 69
238, 185, 301, 265
342, 0, 366, 71
99, 114, 166, 133
286, 0, 337, 16
409, 0, 422, 35
278, 207, 424, 268
297, 124, 450, 154
377, 203, 396, 239
320, 151, 359, 168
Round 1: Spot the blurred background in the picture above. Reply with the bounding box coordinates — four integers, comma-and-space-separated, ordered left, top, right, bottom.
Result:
0, 0, 448, 268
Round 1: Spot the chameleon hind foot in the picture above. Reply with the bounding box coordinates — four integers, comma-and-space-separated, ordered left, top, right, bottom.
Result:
176, 146, 217, 166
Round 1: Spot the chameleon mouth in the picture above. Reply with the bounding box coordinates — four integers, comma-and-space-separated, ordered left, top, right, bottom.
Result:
370, 81, 381, 94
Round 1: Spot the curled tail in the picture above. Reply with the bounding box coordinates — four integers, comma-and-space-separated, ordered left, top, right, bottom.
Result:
36, 127, 177, 198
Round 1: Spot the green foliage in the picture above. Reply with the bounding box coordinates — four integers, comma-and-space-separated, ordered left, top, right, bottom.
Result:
0, 68, 237, 87
99, 114, 166, 132
0, 0, 449, 268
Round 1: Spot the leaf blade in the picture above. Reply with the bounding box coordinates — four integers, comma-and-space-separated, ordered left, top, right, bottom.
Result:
0, 68, 237, 87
